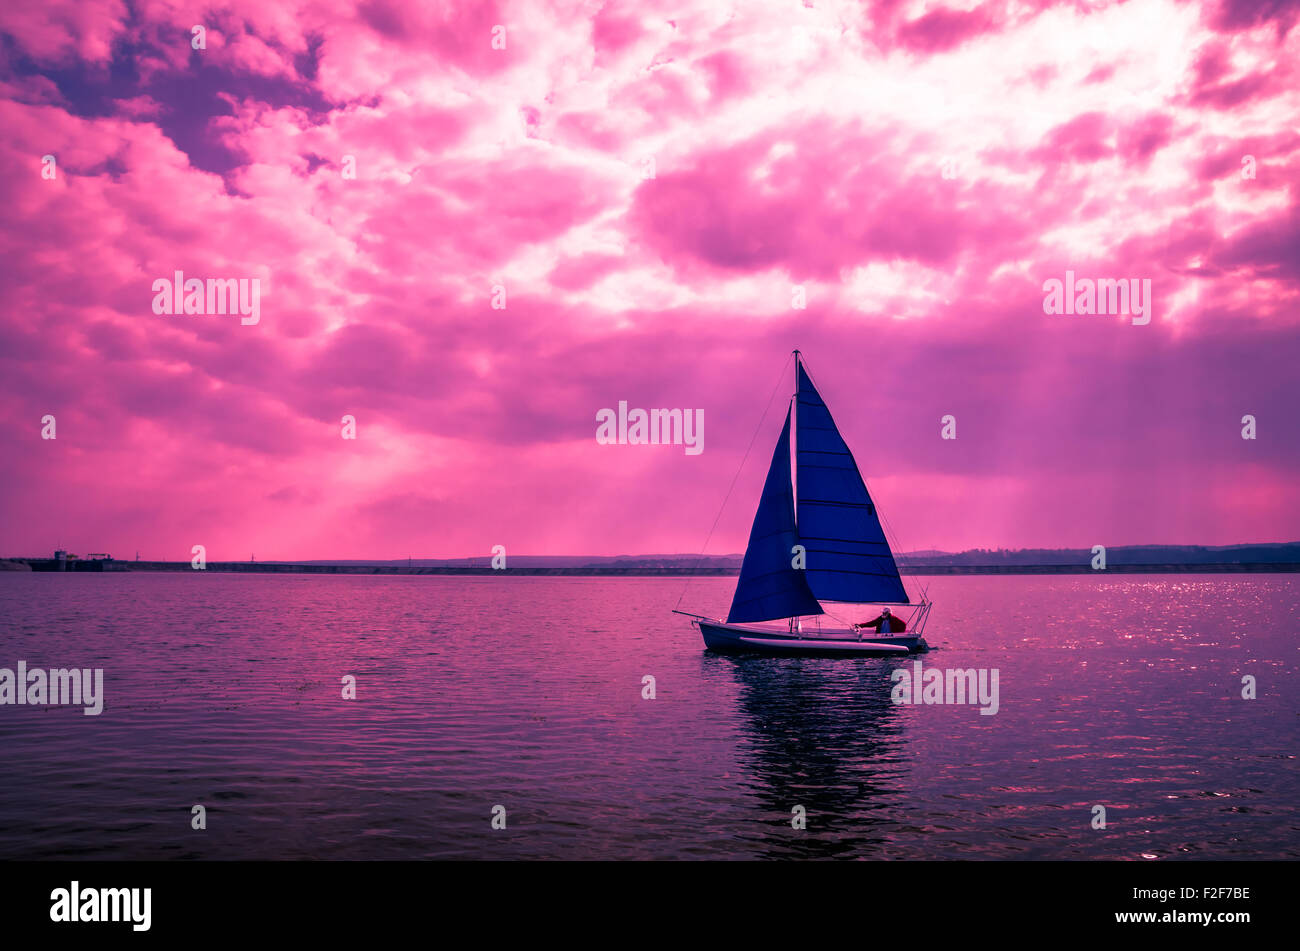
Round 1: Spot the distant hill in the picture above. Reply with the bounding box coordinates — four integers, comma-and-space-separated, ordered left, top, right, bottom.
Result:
893, 542, 1300, 566
301, 543, 1300, 569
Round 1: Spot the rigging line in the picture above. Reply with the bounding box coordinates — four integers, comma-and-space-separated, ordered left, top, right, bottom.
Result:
823, 604, 854, 626
675, 352, 795, 612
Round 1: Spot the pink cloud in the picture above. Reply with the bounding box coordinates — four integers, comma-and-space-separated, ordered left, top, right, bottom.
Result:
0, 0, 1297, 561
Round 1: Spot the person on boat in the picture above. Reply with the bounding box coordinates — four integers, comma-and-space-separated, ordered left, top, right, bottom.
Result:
855, 608, 906, 634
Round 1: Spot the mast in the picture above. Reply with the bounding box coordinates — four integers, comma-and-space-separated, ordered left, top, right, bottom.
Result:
792, 349, 802, 630
791, 349, 801, 521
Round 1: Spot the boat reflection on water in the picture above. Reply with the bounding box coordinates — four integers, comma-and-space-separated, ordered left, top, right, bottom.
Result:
705, 652, 913, 859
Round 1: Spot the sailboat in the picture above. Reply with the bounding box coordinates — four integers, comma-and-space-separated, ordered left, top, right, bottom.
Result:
677, 351, 932, 656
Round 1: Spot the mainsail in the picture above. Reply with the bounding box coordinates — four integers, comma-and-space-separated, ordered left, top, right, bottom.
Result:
794, 362, 910, 604
726, 405, 825, 623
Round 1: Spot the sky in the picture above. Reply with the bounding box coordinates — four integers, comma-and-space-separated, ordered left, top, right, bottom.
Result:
0, 0, 1297, 561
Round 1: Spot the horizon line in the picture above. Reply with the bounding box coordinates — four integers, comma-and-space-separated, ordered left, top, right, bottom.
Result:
10, 540, 1300, 563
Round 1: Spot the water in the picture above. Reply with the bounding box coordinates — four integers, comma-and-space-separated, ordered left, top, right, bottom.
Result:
0, 572, 1296, 860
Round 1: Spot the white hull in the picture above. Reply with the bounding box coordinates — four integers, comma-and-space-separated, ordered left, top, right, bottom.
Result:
696, 619, 927, 656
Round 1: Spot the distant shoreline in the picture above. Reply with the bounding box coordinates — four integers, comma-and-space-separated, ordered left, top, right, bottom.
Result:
3, 559, 1298, 576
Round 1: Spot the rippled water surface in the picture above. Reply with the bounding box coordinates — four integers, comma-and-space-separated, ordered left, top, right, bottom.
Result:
0, 572, 1296, 859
